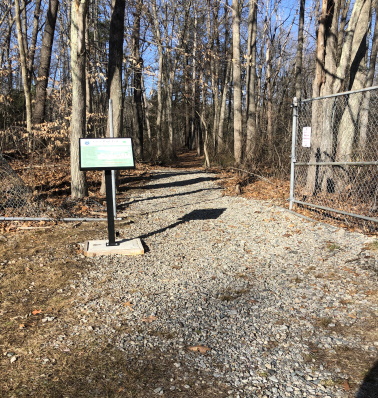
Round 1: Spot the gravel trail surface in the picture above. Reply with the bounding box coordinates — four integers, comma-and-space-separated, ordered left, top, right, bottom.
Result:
76, 169, 378, 398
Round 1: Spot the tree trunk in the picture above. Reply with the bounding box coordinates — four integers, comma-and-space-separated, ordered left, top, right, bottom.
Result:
14, 0, 32, 136
151, 0, 163, 158
28, 0, 42, 84
231, 0, 243, 166
108, 0, 125, 139
359, 3, 378, 154
218, 60, 231, 151
245, 0, 258, 164
295, 0, 305, 100
70, 0, 88, 199
132, 0, 144, 159
33, 0, 60, 124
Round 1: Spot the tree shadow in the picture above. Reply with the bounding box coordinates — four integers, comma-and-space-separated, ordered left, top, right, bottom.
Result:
119, 176, 218, 191
118, 186, 221, 209
356, 360, 378, 398
138, 208, 226, 240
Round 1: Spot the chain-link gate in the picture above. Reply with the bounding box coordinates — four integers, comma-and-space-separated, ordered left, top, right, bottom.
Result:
290, 86, 378, 229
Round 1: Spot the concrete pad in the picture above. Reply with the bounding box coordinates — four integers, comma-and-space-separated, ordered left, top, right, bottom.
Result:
83, 238, 144, 257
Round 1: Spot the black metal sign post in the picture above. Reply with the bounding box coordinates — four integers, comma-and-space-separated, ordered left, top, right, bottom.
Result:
105, 169, 118, 246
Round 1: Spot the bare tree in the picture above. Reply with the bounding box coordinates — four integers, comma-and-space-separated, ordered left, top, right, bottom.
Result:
70, 0, 89, 198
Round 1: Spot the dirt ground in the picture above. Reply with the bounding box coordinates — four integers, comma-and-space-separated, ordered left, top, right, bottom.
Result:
0, 151, 377, 397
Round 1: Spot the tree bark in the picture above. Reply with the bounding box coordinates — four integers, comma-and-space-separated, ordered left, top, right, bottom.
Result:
70, 0, 88, 198
295, 0, 305, 100
231, 0, 243, 166
245, 0, 258, 164
33, 0, 60, 124
28, 0, 42, 84
132, 0, 144, 159
151, 0, 163, 158
108, 0, 125, 139
14, 0, 32, 136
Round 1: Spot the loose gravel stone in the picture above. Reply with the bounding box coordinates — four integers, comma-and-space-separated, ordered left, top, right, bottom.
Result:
73, 169, 377, 397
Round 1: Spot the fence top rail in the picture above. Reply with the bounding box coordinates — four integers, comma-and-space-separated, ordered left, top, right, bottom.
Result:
301, 86, 378, 103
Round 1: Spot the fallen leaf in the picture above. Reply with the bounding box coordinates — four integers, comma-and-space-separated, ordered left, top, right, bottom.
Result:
32, 309, 43, 315
141, 315, 157, 323
342, 379, 351, 391
187, 345, 211, 354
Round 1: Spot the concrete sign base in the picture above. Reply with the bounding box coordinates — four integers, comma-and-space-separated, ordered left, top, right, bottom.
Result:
83, 238, 144, 257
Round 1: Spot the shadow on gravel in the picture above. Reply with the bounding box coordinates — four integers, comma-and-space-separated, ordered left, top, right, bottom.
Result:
134, 176, 218, 191
27, 344, 228, 398
118, 172, 195, 188
118, 187, 221, 209
149, 171, 199, 180
357, 360, 378, 398
138, 208, 226, 240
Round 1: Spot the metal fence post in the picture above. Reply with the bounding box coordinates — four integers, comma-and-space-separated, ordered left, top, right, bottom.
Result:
289, 97, 298, 211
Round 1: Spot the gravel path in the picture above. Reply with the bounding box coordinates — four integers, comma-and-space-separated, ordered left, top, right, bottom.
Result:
76, 169, 377, 398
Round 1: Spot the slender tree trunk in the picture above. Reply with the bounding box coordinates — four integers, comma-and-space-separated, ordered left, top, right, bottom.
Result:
184, 52, 191, 148
231, 0, 243, 166
108, 0, 125, 139
6, 12, 13, 94
245, 0, 257, 164
28, 0, 42, 84
359, 2, 378, 153
151, 0, 163, 158
218, 60, 231, 151
33, 0, 60, 124
167, 68, 175, 158
295, 0, 305, 100
266, 43, 273, 151
70, 0, 88, 198
14, 0, 32, 136
191, 15, 198, 152
132, 0, 144, 159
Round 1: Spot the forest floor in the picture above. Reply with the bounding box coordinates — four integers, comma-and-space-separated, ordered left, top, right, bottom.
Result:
0, 151, 377, 397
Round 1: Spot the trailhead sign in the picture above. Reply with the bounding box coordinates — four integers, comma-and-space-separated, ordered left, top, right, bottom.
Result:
79, 137, 135, 170
79, 137, 143, 256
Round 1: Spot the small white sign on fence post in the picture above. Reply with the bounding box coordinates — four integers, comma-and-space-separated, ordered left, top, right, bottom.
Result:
302, 126, 311, 147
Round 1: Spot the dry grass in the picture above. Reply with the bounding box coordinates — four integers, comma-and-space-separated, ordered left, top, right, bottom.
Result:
0, 224, 229, 397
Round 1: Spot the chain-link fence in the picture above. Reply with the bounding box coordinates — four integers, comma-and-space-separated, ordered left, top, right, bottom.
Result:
289, 86, 378, 231
0, 153, 109, 221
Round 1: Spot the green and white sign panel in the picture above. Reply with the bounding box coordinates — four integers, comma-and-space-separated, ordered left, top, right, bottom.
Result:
79, 138, 135, 170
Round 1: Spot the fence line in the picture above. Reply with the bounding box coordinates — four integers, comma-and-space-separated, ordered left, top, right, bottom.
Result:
290, 87, 378, 229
